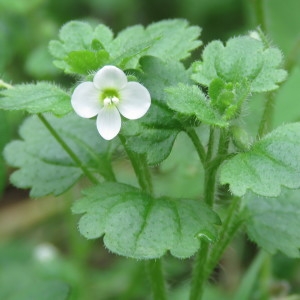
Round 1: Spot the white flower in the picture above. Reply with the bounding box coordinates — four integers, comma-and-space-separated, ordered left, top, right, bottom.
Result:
71, 65, 151, 140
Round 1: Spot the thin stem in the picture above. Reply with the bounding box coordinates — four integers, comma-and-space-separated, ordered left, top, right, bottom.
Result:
118, 135, 167, 299
206, 128, 215, 163
252, 0, 267, 31
189, 241, 210, 300
205, 197, 243, 277
185, 127, 206, 165
0, 79, 13, 89
257, 92, 275, 138
38, 114, 99, 184
189, 128, 230, 300
146, 260, 168, 300
119, 134, 153, 194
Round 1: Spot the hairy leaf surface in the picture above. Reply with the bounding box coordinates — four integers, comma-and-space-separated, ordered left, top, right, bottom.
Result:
244, 189, 300, 257
72, 182, 220, 259
0, 83, 71, 116
192, 36, 287, 92
220, 123, 300, 197
4, 114, 112, 197
49, 20, 202, 74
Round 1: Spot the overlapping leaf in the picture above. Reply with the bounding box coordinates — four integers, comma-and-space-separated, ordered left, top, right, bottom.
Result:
243, 189, 300, 257
192, 36, 287, 92
4, 114, 113, 197
166, 84, 228, 127
49, 20, 202, 74
49, 22, 113, 73
123, 102, 182, 165
220, 123, 300, 197
0, 83, 72, 116
123, 56, 192, 165
72, 182, 220, 259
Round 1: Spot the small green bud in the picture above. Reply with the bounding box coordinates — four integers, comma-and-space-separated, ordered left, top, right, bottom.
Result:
231, 125, 252, 151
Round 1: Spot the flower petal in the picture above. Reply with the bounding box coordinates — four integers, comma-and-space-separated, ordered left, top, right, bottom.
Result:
71, 82, 101, 118
96, 106, 121, 140
93, 65, 127, 90
118, 82, 151, 120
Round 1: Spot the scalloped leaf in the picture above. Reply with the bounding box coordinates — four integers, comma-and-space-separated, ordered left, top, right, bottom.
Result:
72, 182, 220, 259
243, 189, 300, 257
0, 83, 71, 116
145, 19, 202, 61
220, 123, 300, 197
4, 114, 113, 197
49, 20, 202, 73
192, 36, 287, 92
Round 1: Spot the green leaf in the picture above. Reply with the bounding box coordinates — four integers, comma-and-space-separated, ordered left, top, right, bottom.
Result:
49, 21, 113, 58
192, 36, 287, 92
65, 50, 110, 74
166, 84, 228, 127
49, 21, 114, 73
109, 19, 201, 64
243, 189, 300, 257
139, 56, 191, 101
145, 19, 202, 61
4, 114, 112, 197
0, 83, 72, 116
108, 25, 157, 69
49, 20, 201, 74
123, 102, 182, 165
72, 182, 220, 259
220, 123, 300, 197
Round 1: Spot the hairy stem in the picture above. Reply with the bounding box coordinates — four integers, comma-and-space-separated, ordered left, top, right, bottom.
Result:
206, 197, 243, 277
257, 92, 275, 137
38, 114, 99, 184
185, 127, 206, 165
206, 128, 215, 163
146, 260, 168, 300
189, 129, 229, 300
118, 134, 153, 194
119, 134, 167, 299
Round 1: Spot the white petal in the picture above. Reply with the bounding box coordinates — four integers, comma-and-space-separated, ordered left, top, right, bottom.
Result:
93, 65, 127, 90
96, 106, 121, 140
71, 82, 101, 118
118, 82, 151, 120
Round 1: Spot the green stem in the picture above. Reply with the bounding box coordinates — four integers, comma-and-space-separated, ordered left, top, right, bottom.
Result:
190, 129, 229, 300
257, 92, 275, 137
206, 128, 215, 163
119, 135, 167, 299
38, 114, 99, 184
119, 134, 152, 194
0, 79, 13, 89
189, 166, 216, 300
189, 241, 210, 300
146, 260, 168, 300
205, 197, 243, 277
185, 127, 206, 165
252, 0, 267, 31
